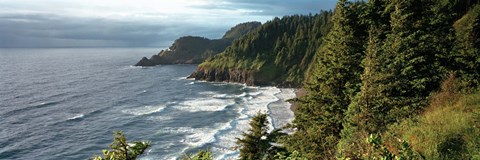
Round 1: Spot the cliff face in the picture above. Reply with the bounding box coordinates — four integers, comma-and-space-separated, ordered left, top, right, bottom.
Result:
189, 68, 301, 87
134, 22, 261, 66
188, 68, 256, 85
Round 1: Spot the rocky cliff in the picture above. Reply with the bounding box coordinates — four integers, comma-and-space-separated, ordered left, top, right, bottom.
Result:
188, 68, 256, 85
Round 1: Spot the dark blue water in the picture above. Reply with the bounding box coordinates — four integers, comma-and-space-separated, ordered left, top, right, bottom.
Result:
0, 48, 294, 160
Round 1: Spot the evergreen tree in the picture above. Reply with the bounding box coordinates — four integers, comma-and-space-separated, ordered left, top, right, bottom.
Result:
182, 150, 214, 160
452, 4, 480, 90
381, 0, 444, 122
236, 112, 271, 160
287, 0, 367, 158
93, 131, 150, 160
340, 0, 450, 158
338, 0, 392, 157
193, 11, 333, 86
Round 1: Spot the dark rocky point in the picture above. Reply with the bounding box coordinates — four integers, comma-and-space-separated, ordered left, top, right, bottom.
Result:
135, 57, 156, 66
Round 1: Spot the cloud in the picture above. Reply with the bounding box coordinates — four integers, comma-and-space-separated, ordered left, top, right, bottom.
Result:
0, 12, 227, 47
191, 0, 336, 16
0, 0, 337, 48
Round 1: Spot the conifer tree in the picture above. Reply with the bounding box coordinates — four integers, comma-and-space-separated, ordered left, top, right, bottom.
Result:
288, 0, 367, 158
339, 0, 449, 158
93, 131, 150, 160
337, 0, 393, 157
380, 0, 444, 120
182, 150, 214, 160
453, 4, 480, 90
236, 112, 271, 160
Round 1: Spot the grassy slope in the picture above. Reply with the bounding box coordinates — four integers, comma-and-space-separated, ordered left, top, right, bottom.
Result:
384, 76, 480, 159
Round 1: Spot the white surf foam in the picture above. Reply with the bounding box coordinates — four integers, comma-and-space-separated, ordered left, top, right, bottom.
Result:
127, 65, 146, 69
122, 105, 167, 116
220, 87, 296, 159
184, 128, 217, 147
198, 91, 218, 95
157, 122, 231, 148
162, 84, 296, 160
146, 115, 172, 121
174, 98, 235, 112
68, 114, 84, 120
242, 87, 281, 116
269, 88, 296, 129
212, 83, 228, 86
172, 76, 188, 80
212, 92, 247, 99
202, 86, 285, 159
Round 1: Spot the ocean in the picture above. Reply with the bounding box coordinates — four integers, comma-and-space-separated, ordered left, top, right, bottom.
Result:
0, 48, 295, 160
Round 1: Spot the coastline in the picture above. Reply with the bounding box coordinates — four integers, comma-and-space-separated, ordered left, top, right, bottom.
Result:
192, 83, 297, 160
290, 88, 305, 112
268, 88, 296, 129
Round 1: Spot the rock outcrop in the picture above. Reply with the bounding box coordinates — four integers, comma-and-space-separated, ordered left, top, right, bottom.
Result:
188, 68, 257, 85
135, 57, 156, 66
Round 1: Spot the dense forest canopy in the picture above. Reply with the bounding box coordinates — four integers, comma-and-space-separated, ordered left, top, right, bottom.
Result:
290, 0, 480, 159
192, 0, 480, 159
190, 11, 333, 87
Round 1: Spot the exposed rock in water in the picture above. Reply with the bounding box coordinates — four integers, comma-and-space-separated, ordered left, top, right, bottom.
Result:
135, 57, 156, 66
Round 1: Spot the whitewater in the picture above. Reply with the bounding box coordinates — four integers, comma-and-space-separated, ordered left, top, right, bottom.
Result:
0, 48, 296, 160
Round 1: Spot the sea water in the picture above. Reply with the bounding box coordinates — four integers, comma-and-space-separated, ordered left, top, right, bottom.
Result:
0, 48, 295, 160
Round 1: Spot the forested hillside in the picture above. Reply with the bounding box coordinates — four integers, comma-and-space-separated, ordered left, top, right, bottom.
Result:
190, 0, 480, 159
289, 0, 480, 159
134, 22, 261, 66
189, 11, 333, 87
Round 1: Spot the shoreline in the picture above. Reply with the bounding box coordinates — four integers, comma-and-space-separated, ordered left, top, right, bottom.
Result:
290, 88, 305, 112
268, 88, 296, 129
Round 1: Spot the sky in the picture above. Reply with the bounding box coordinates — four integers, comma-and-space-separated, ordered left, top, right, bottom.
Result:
0, 0, 337, 48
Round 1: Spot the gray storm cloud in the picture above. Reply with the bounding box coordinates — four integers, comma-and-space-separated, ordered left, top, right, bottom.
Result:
0, 0, 336, 48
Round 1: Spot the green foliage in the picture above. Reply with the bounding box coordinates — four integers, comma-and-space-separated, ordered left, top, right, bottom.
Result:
283, 125, 339, 159
274, 151, 307, 160
288, 0, 367, 158
387, 90, 480, 159
137, 22, 261, 66
283, 0, 480, 159
182, 150, 214, 160
452, 4, 480, 91
236, 112, 271, 160
191, 0, 480, 159
93, 131, 150, 160
223, 22, 262, 39
197, 11, 333, 86
339, 0, 458, 157
162, 36, 232, 62
364, 134, 423, 160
